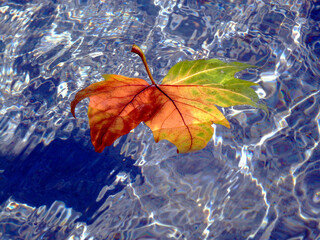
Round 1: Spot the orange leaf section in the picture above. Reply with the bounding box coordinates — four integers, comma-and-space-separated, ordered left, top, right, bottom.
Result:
71, 74, 230, 153
71, 74, 154, 152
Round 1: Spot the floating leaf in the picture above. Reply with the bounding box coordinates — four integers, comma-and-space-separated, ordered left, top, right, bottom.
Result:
71, 45, 266, 153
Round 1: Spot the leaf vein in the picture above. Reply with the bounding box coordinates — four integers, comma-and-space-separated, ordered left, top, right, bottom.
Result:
171, 66, 235, 84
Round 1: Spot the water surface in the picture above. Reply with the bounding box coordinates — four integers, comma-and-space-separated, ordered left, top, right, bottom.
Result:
0, 0, 320, 239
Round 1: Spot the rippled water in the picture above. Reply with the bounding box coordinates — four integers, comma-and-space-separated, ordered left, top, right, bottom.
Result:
0, 0, 319, 239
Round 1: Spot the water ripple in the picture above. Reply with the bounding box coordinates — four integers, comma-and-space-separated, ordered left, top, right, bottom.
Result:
0, 198, 83, 240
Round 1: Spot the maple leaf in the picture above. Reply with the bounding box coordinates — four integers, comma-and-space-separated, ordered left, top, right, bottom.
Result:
71, 45, 266, 153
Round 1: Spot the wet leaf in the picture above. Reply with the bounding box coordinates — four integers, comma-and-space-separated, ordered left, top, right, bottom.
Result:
71, 45, 266, 153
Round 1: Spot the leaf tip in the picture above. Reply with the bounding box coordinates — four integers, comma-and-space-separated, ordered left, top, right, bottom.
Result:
95, 147, 104, 153
70, 100, 77, 119
218, 118, 231, 129
258, 103, 269, 117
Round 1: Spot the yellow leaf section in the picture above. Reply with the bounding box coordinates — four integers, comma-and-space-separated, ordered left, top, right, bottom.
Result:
145, 85, 230, 153
161, 59, 261, 109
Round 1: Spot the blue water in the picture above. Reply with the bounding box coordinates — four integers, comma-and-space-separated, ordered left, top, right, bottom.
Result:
0, 0, 320, 239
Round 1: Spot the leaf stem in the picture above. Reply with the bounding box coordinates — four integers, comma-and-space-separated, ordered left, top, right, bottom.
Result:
131, 44, 156, 85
